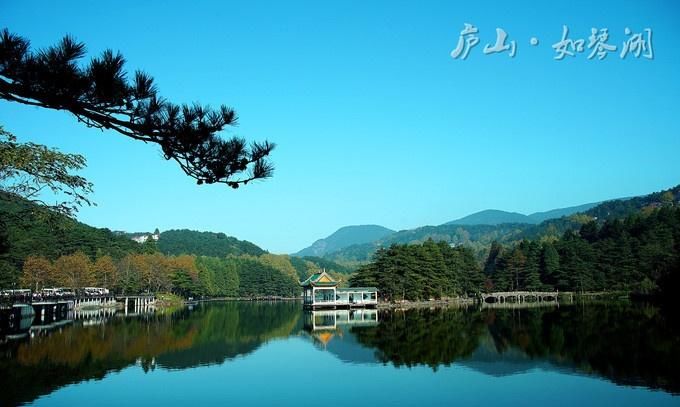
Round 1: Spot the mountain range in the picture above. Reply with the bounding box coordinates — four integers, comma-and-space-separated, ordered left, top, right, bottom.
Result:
445, 202, 600, 226
293, 186, 679, 265
293, 202, 600, 259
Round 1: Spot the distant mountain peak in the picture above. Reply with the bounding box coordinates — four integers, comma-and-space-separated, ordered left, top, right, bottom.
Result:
444, 209, 533, 226
294, 225, 394, 257
444, 202, 601, 226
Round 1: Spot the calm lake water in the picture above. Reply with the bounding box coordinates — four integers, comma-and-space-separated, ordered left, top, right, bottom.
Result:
1, 301, 679, 406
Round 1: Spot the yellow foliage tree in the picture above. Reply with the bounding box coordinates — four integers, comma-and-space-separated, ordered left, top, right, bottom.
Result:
94, 255, 117, 289
141, 253, 173, 293
54, 252, 95, 290
20, 256, 54, 291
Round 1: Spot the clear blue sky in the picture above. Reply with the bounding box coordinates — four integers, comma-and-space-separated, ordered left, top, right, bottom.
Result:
1, 1, 679, 253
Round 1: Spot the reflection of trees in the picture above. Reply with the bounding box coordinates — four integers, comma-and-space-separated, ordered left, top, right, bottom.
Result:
485, 302, 680, 394
3, 301, 679, 406
156, 301, 301, 369
353, 303, 680, 394
0, 301, 301, 406
352, 308, 486, 370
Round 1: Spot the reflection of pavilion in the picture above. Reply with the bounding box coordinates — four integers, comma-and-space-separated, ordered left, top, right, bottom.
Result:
305, 309, 379, 330
303, 309, 379, 347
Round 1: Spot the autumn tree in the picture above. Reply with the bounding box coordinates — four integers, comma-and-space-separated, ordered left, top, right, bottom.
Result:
20, 255, 54, 290
93, 255, 117, 289
0, 29, 274, 188
116, 254, 140, 294
140, 253, 172, 293
54, 251, 95, 290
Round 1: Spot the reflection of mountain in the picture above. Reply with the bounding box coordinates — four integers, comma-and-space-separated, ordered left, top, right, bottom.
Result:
314, 305, 680, 395
2, 301, 679, 405
458, 332, 570, 377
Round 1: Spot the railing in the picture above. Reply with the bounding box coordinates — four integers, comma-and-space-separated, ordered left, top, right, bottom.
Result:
2, 293, 116, 305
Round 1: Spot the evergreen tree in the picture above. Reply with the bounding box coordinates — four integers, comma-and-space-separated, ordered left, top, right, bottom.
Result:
0, 30, 275, 188
540, 243, 561, 287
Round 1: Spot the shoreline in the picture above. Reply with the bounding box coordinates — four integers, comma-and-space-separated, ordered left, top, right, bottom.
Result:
111, 290, 638, 311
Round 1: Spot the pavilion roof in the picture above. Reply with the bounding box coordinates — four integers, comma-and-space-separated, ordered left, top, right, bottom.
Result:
300, 271, 338, 287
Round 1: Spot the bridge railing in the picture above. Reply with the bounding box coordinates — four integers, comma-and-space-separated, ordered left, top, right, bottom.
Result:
2, 293, 118, 305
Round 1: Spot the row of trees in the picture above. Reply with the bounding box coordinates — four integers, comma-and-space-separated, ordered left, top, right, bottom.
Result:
349, 205, 680, 300
18, 251, 325, 298
484, 206, 680, 295
349, 240, 484, 301
20, 252, 198, 295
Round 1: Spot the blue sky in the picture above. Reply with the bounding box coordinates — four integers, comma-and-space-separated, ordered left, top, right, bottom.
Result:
1, 1, 679, 253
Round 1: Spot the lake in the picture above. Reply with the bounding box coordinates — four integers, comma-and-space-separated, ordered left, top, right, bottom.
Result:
1, 301, 679, 406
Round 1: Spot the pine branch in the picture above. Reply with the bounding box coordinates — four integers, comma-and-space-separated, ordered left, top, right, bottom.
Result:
0, 28, 274, 187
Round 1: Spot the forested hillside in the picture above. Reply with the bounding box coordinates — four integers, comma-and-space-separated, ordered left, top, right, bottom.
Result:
351, 204, 680, 300
328, 185, 680, 264
326, 223, 530, 264
0, 193, 352, 296
0, 193, 145, 286
295, 225, 394, 257
157, 229, 266, 257
485, 205, 680, 296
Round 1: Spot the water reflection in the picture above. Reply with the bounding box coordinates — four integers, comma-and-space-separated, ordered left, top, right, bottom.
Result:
0, 300, 678, 406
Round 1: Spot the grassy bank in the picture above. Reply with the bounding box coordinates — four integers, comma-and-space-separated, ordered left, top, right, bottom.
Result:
154, 292, 185, 312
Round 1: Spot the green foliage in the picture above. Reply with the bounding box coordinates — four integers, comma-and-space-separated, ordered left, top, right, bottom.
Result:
0, 191, 144, 289
0, 302, 301, 406
327, 223, 530, 264
0, 195, 300, 296
298, 256, 353, 274
227, 256, 299, 298
354, 308, 486, 370
0, 125, 93, 216
351, 204, 679, 299
0, 29, 274, 188
485, 206, 680, 295
350, 239, 484, 301
289, 256, 319, 280
157, 229, 265, 257
326, 185, 680, 265
195, 256, 239, 297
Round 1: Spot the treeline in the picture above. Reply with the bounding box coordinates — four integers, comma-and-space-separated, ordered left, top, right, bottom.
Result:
17, 251, 332, 298
0, 192, 145, 287
349, 240, 484, 301
485, 205, 680, 296
516, 188, 680, 243
349, 205, 680, 300
1, 192, 358, 296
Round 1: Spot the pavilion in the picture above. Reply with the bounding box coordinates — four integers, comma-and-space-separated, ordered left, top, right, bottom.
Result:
300, 271, 377, 309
